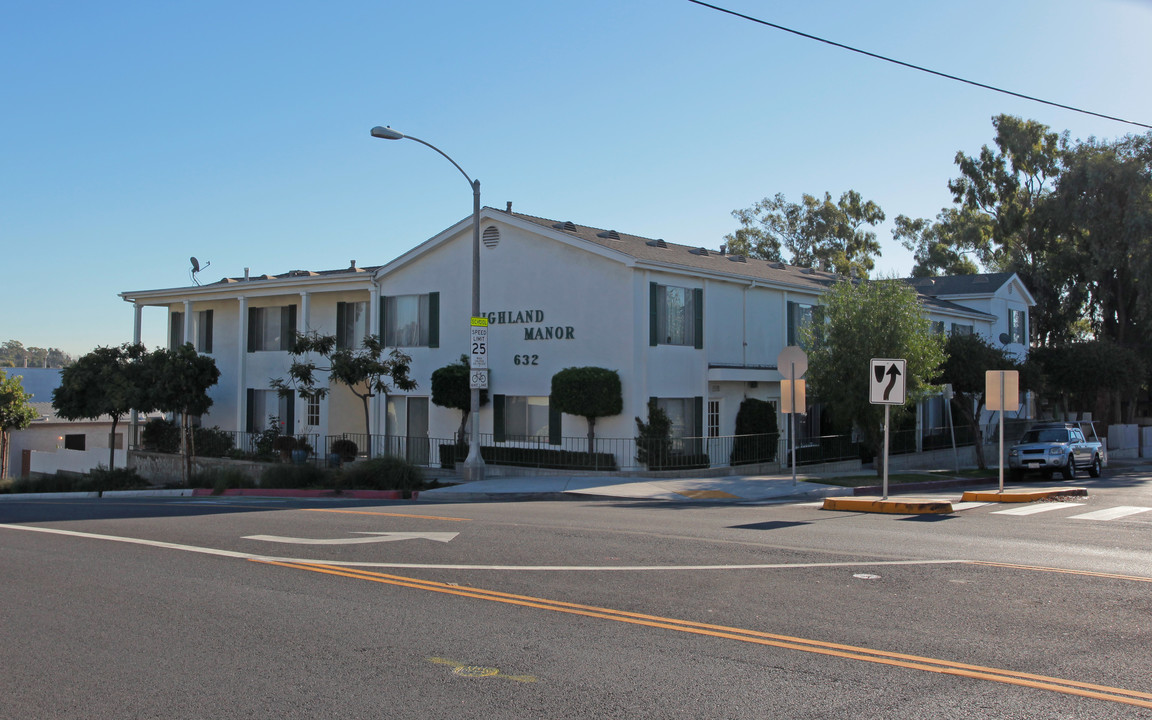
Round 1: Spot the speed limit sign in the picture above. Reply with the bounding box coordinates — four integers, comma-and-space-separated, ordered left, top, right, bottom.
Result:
470, 317, 488, 369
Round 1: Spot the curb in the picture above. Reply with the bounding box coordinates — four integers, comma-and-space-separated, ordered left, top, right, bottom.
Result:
823, 496, 954, 514
961, 487, 1087, 503
851, 477, 994, 496
190, 488, 419, 500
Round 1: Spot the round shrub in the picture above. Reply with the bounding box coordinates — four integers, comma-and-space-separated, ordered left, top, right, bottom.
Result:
339, 456, 424, 491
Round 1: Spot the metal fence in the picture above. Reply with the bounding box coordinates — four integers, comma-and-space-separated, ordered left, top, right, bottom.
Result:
136, 423, 978, 473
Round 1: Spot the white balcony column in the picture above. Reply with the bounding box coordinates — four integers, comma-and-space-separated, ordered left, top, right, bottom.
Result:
130, 303, 143, 448
369, 282, 381, 439
237, 295, 248, 432
300, 291, 311, 334
183, 300, 194, 347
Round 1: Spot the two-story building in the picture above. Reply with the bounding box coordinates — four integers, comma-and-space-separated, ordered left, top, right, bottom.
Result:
119, 207, 1034, 469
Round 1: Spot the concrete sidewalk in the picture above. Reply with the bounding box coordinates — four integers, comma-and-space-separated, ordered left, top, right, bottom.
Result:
418, 457, 1152, 504
418, 471, 864, 504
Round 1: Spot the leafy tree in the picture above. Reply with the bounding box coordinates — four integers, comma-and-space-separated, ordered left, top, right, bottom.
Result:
551, 366, 623, 454
635, 400, 671, 469
430, 355, 489, 446
1028, 341, 1146, 424
52, 343, 146, 471
1051, 133, 1152, 373
947, 114, 1088, 346
138, 344, 221, 484
0, 340, 74, 369
1, 370, 38, 479
938, 333, 1023, 470
730, 397, 779, 465
805, 279, 945, 475
725, 190, 886, 277
272, 333, 416, 440
891, 209, 984, 277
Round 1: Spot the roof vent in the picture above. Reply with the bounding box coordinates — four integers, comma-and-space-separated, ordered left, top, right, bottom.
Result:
553, 221, 577, 232
801, 267, 816, 274
690, 247, 710, 257
646, 239, 667, 249
482, 225, 500, 249
596, 230, 621, 241
770, 261, 785, 269
728, 255, 747, 263
914, 277, 935, 286
974, 275, 990, 283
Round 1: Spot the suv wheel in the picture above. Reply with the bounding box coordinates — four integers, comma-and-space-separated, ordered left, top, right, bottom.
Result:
1062, 455, 1076, 480
1088, 454, 1102, 478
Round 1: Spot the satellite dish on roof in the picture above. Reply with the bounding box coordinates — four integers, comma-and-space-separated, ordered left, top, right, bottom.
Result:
190, 256, 211, 286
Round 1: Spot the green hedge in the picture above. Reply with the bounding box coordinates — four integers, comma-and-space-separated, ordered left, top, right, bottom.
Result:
439, 444, 619, 471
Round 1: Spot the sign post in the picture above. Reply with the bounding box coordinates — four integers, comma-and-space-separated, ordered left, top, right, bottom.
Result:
869, 358, 907, 500
986, 370, 1020, 493
777, 346, 808, 487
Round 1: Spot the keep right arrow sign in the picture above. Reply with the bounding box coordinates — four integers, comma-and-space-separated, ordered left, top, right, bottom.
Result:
869, 358, 907, 405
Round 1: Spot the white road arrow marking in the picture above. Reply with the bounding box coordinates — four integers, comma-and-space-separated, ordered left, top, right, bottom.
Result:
242, 532, 459, 545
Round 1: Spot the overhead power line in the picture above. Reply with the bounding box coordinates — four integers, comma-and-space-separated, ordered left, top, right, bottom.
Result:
688, 0, 1151, 130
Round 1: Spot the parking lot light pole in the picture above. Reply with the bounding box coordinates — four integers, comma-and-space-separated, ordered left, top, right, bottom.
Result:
370, 126, 485, 482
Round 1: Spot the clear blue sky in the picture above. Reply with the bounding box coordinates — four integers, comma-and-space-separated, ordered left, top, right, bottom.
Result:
3, 0, 1150, 357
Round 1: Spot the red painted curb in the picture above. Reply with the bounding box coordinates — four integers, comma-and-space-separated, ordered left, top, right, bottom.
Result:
190, 488, 419, 500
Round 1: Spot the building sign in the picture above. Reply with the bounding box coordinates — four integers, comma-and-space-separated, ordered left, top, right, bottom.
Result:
483, 308, 574, 342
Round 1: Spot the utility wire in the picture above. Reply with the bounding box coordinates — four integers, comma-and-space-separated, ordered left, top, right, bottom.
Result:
688, 0, 1151, 130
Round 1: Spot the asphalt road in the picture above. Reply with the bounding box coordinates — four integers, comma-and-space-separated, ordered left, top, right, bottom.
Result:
2, 468, 1151, 719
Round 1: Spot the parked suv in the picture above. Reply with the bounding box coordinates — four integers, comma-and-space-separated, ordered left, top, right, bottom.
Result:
1007, 422, 1105, 480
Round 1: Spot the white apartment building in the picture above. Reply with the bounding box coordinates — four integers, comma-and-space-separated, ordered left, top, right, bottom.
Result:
120, 207, 1034, 468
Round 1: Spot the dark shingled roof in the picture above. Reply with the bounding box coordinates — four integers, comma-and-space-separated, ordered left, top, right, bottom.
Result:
902, 272, 1015, 297
507, 210, 843, 294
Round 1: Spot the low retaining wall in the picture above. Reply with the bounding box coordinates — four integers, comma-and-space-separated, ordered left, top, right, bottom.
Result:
128, 451, 266, 485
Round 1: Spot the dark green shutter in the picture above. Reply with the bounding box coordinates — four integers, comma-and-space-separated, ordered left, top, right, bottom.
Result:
247, 307, 257, 352
284, 390, 295, 435
548, 401, 561, 446
282, 305, 297, 351
694, 396, 704, 438
203, 310, 213, 353
649, 282, 659, 346
245, 389, 255, 433
379, 296, 389, 345
786, 301, 796, 346
170, 312, 183, 350
336, 302, 347, 348
493, 394, 506, 443
428, 292, 440, 348
693, 288, 704, 349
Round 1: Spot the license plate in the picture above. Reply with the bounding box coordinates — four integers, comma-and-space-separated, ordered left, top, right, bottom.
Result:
1027, 462, 1041, 469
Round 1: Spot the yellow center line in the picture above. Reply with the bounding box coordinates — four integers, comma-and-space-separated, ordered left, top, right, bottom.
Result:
968, 560, 1152, 583
303, 509, 471, 522
252, 559, 1152, 710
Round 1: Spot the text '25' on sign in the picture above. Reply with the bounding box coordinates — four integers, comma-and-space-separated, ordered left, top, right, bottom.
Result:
869, 358, 906, 405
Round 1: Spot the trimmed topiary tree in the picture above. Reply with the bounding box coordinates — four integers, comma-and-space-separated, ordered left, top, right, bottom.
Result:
551, 366, 623, 455
730, 398, 779, 465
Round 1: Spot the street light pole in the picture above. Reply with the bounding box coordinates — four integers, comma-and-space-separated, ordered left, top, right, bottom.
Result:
371, 126, 486, 482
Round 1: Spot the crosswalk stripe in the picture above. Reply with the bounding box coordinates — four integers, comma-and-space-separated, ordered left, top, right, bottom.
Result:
993, 503, 1083, 516
1068, 506, 1152, 521
951, 502, 991, 511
